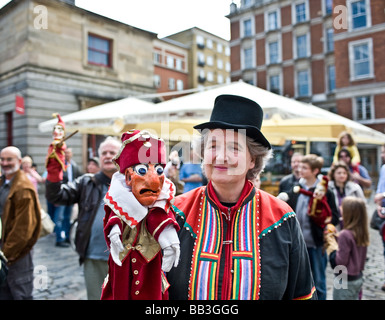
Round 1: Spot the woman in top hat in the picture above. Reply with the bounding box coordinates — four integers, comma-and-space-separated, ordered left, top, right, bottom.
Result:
167, 94, 316, 300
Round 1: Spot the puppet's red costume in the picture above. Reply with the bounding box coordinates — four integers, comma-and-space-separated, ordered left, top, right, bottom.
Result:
294, 175, 332, 228
102, 203, 178, 300
100, 130, 179, 300
45, 113, 67, 182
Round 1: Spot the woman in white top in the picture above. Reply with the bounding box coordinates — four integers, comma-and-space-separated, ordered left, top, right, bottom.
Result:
328, 161, 366, 218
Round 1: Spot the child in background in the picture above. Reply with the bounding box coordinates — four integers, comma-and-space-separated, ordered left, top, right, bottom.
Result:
324, 196, 369, 300
333, 131, 360, 173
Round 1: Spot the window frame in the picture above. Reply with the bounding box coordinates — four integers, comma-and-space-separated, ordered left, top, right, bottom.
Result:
348, 0, 371, 31
87, 33, 113, 68
353, 95, 374, 121
348, 38, 374, 81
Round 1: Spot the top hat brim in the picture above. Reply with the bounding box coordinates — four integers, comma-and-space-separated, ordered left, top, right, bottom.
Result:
194, 121, 271, 149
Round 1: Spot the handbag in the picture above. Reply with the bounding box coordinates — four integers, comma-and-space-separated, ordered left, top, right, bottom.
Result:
0, 220, 8, 286
39, 208, 55, 238
370, 207, 385, 230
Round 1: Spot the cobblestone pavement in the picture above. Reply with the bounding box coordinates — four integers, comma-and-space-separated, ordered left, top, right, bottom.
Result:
32, 209, 385, 300
32, 234, 87, 300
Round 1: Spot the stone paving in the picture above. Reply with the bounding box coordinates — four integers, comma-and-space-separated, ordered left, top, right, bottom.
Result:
31, 207, 385, 300
32, 234, 87, 300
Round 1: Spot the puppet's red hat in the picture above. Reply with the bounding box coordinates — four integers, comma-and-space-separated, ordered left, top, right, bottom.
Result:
52, 113, 65, 130
113, 129, 167, 173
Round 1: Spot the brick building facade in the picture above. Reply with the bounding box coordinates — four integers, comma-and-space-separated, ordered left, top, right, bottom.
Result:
228, 0, 385, 174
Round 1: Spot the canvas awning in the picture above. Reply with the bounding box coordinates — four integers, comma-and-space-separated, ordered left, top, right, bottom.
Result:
38, 82, 385, 146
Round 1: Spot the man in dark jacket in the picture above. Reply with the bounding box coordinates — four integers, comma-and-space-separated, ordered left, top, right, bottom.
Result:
284, 154, 339, 300
46, 137, 121, 300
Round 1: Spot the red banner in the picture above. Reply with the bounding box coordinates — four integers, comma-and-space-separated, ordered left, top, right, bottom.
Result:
15, 95, 25, 115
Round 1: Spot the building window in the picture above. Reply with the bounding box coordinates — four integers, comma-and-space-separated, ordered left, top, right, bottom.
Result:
167, 56, 174, 68
326, 28, 334, 52
207, 71, 214, 82
267, 11, 279, 31
153, 52, 162, 64
154, 75, 161, 88
225, 46, 230, 56
175, 58, 183, 71
349, 39, 373, 80
268, 41, 279, 64
269, 75, 281, 94
297, 70, 310, 96
355, 96, 372, 120
168, 78, 175, 90
207, 56, 213, 66
197, 35, 205, 49
296, 34, 308, 58
243, 47, 253, 69
243, 19, 252, 37
217, 59, 223, 69
88, 34, 112, 67
350, 0, 368, 29
198, 69, 206, 83
197, 52, 205, 66
217, 74, 224, 84
295, 2, 307, 23
176, 79, 184, 91
325, 0, 333, 15
225, 62, 231, 72
217, 43, 223, 53
207, 39, 213, 49
328, 65, 335, 92
242, 0, 252, 7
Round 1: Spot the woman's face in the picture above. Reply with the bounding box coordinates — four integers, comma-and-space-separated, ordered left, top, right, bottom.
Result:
203, 129, 255, 186
334, 167, 349, 185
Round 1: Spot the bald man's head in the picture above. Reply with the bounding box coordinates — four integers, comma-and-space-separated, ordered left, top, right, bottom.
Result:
1, 146, 22, 179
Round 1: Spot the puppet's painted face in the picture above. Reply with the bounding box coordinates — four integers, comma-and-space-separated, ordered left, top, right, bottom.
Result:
53, 125, 65, 140
125, 163, 165, 206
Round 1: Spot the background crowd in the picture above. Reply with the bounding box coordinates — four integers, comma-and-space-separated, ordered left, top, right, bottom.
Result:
1, 130, 385, 300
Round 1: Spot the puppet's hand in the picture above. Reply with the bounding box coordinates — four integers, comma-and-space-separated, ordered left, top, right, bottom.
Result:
158, 225, 180, 272
162, 244, 180, 272
108, 225, 124, 266
324, 232, 338, 256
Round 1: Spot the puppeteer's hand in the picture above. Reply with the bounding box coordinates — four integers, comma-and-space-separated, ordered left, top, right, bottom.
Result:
108, 225, 124, 267
158, 224, 180, 272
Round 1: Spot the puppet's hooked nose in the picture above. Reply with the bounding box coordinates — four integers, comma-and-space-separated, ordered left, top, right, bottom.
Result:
143, 164, 163, 191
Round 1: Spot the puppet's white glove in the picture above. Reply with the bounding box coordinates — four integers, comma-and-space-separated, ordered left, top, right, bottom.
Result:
158, 224, 180, 272
108, 224, 124, 267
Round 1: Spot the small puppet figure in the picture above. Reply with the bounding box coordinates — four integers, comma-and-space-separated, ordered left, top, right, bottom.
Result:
101, 130, 180, 300
45, 113, 67, 182
293, 175, 332, 229
45, 113, 78, 183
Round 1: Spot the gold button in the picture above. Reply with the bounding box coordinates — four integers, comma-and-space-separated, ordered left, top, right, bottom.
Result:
135, 290, 139, 295
135, 280, 140, 285
132, 258, 136, 263
134, 270, 139, 275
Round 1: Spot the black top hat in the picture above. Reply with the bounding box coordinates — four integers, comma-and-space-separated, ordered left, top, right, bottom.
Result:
194, 94, 271, 149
